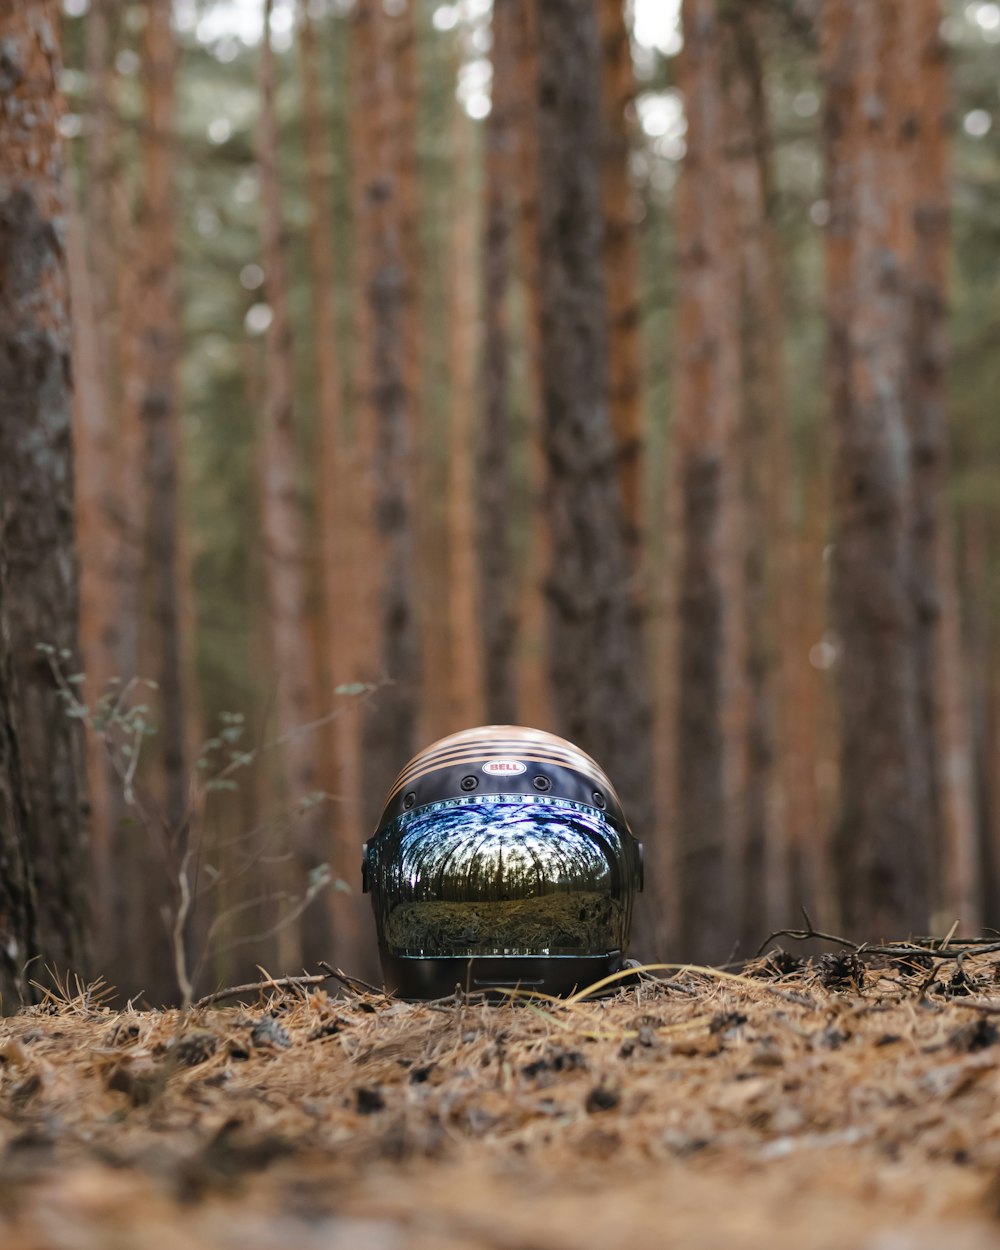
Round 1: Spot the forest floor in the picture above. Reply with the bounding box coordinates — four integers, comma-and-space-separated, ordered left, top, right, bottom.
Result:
4, 955, 1000, 1250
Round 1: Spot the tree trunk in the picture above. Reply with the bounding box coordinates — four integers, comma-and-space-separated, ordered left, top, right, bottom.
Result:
511, 0, 551, 732
478, 0, 518, 725
74, 0, 127, 979
534, 0, 653, 934
718, 3, 791, 951
130, 0, 196, 998
257, 0, 330, 966
0, 614, 38, 1008
901, 0, 978, 931
359, 0, 420, 830
673, 0, 742, 965
297, 0, 367, 971
823, 0, 930, 938
447, 96, 485, 730
0, 0, 88, 983
597, 0, 643, 566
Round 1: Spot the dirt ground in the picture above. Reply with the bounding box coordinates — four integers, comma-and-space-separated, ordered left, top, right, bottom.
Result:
4, 955, 1000, 1250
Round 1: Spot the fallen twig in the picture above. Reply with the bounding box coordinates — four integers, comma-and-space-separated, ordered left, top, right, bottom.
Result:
194, 972, 330, 1009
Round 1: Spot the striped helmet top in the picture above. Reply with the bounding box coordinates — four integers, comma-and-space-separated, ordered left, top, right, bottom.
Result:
375, 725, 630, 835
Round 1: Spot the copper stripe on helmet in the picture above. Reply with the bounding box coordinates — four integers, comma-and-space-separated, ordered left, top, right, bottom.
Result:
388, 742, 613, 790
386, 750, 619, 806
388, 727, 607, 789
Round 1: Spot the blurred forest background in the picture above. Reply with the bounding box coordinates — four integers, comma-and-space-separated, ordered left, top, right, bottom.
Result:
1, 0, 999, 1006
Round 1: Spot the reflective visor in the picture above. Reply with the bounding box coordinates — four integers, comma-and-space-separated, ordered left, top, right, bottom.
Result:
368, 795, 639, 958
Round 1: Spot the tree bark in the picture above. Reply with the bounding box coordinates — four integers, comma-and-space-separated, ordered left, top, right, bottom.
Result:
901, 0, 978, 931
257, 0, 330, 966
129, 0, 197, 997
447, 96, 485, 730
823, 0, 931, 938
673, 0, 742, 965
478, 0, 518, 726
296, 0, 367, 971
510, 0, 551, 732
73, 0, 127, 978
0, 0, 88, 984
598, 0, 643, 566
359, 0, 420, 830
534, 0, 653, 930
718, 2, 791, 951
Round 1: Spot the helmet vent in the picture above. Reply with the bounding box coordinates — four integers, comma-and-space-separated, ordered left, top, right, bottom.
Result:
592, 791, 607, 810
403, 791, 417, 810
532, 775, 552, 792
460, 775, 479, 792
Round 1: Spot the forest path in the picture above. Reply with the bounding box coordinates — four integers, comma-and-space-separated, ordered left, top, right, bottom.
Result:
2, 962, 1000, 1249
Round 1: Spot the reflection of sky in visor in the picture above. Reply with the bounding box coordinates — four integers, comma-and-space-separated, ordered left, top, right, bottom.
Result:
384, 797, 623, 901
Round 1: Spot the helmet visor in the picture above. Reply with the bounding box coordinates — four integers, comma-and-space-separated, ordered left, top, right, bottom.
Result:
368, 796, 639, 958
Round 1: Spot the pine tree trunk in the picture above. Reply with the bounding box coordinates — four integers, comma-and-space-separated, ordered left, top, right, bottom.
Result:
68, 210, 117, 937
74, 0, 126, 975
138, 0, 188, 835
478, 0, 518, 725
447, 97, 485, 730
359, 0, 420, 829
511, 0, 551, 731
902, 0, 978, 931
0, 0, 89, 983
719, 3, 791, 950
257, 0, 330, 966
297, 0, 367, 970
0, 618, 38, 1007
823, 0, 931, 938
673, 0, 742, 965
534, 0, 653, 918
598, 0, 643, 565
131, 0, 195, 997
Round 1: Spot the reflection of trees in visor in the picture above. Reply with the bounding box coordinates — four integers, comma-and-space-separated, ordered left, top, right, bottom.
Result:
369, 796, 639, 957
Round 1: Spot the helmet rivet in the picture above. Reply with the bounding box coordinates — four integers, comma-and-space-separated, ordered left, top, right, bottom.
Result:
532, 775, 551, 792
592, 790, 606, 810
403, 791, 416, 810
460, 775, 478, 792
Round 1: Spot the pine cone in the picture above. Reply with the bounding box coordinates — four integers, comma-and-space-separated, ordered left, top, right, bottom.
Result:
818, 951, 865, 990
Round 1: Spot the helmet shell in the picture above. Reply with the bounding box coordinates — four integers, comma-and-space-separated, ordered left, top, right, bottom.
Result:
363, 726, 644, 999
375, 724, 632, 833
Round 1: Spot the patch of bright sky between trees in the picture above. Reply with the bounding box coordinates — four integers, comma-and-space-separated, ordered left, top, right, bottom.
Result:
59, 0, 999, 151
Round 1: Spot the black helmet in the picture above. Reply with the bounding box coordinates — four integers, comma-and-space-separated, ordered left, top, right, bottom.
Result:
362, 725, 644, 999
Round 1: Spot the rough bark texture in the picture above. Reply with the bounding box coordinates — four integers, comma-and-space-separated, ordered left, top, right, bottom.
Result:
719, 2, 790, 951
0, 573, 38, 1009
478, 0, 518, 726
0, 0, 88, 985
447, 98, 485, 731
673, 0, 742, 965
823, 0, 931, 938
297, 0, 367, 972
360, 0, 420, 831
534, 0, 653, 937
597, 0, 643, 566
257, 0, 330, 966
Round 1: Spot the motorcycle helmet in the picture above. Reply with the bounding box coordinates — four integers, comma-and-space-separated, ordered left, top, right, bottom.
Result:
362, 725, 644, 999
